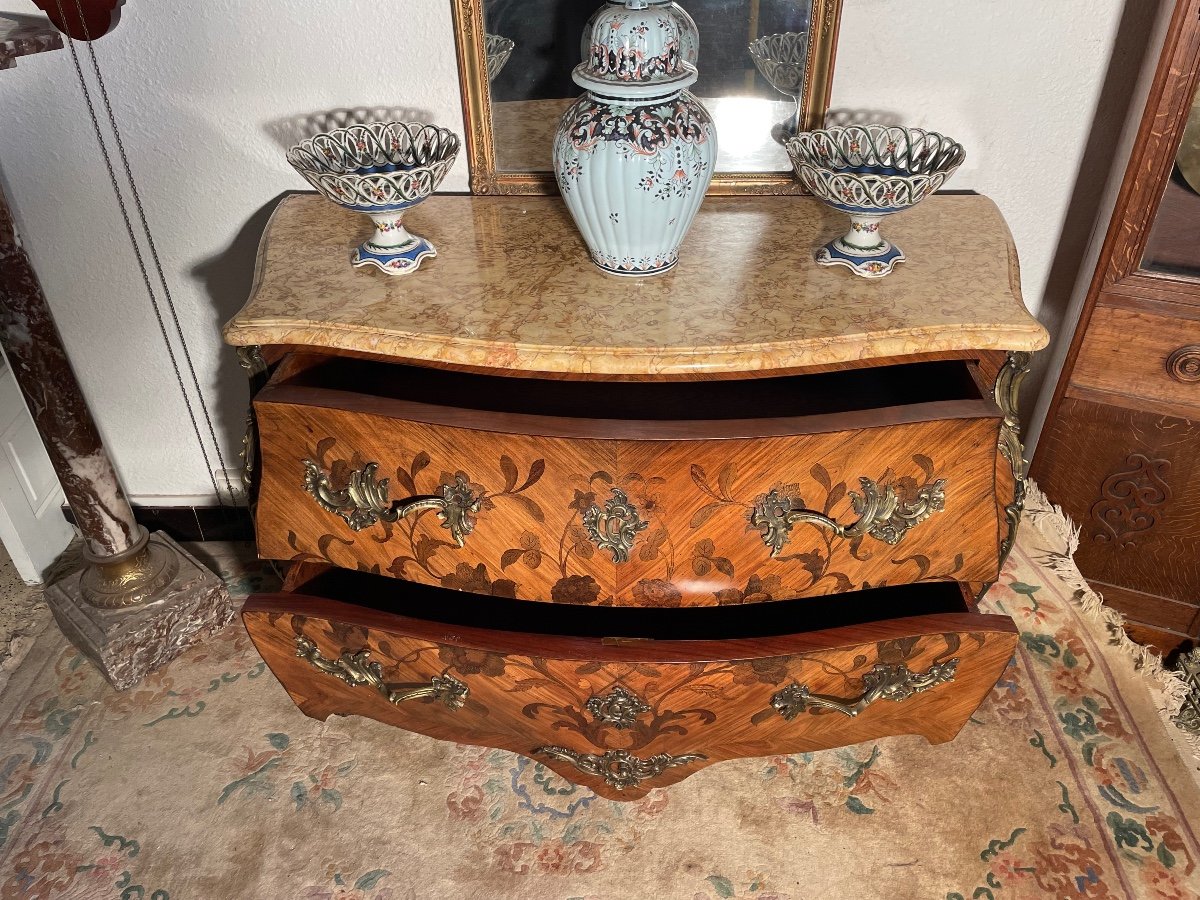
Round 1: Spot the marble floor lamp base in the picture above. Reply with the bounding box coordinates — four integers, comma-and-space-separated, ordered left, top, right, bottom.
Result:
45, 532, 235, 690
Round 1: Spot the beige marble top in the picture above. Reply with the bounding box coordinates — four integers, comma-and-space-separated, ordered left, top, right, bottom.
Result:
223, 192, 1049, 377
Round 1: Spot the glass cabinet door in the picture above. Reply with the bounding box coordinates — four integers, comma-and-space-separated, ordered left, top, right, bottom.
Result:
1141, 79, 1200, 278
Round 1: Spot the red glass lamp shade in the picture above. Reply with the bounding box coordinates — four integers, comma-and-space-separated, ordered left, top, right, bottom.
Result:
32, 0, 123, 41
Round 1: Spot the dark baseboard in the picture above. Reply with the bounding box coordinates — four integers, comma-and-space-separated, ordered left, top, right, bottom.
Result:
62, 504, 254, 543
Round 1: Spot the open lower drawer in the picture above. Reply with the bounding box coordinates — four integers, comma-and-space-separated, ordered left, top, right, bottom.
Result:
243, 572, 1017, 800
253, 355, 1010, 607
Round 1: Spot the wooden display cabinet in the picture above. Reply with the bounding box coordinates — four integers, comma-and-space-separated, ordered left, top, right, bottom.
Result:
1031, 0, 1200, 655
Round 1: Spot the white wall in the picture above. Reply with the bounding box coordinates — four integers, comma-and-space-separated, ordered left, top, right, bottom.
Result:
0, 0, 467, 503
0, 1, 1139, 502
833, 1, 1122, 320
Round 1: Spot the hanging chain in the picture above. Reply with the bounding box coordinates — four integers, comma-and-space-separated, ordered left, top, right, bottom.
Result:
53, 0, 238, 506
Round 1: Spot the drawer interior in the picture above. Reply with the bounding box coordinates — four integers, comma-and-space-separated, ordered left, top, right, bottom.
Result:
272, 356, 988, 422
286, 568, 971, 641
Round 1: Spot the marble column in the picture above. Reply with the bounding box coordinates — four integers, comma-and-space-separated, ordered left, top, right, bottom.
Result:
0, 194, 140, 559
0, 179, 234, 689
0, 13, 62, 69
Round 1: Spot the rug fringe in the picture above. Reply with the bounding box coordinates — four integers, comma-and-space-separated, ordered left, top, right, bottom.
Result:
1023, 480, 1200, 763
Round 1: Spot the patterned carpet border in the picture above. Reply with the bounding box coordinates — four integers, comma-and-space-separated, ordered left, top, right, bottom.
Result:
1024, 482, 1200, 769
0, 487, 1198, 898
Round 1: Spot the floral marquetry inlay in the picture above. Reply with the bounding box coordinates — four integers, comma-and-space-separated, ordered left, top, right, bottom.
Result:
275, 426, 989, 608
258, 608, 986, 797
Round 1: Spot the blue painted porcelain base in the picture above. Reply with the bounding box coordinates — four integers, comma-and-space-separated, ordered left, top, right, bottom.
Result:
352, 237, 437, 276
815, 237, 905, 280
590, 250, 679, 278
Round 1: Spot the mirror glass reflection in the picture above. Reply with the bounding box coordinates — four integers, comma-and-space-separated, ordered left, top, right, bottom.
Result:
482, 0, 813, 173
1142, 81, 1200, 279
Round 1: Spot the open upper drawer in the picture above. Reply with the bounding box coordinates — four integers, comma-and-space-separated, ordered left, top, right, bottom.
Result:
253, 356, 1008, 606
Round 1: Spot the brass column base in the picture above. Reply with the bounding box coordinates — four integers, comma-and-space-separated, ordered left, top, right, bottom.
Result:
79, 526, 179, 609
46, 532, 235, 690
1175, 648, 1200, 736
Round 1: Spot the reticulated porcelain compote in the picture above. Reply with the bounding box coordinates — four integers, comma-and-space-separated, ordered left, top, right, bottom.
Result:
286, 122, 460, 276
748, 32, 809, 138
785, 125, 965, 279
485, 33, 515, 81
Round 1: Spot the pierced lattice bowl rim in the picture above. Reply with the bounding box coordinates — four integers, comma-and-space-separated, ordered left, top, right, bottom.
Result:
748, 31, 809, 93
793, 164, 951, 214
485, 33, 515, 56
286, 122, 460, 212
286, 122, 460, 179
748, 31, 809, 64
485, 34, 515, 81
785, 125, 965, 178
785, 125, 965, 213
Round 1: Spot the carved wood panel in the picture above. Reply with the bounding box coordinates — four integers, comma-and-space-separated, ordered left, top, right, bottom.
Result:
1033, 398, 1200, 629
1089, 452, 1172, 547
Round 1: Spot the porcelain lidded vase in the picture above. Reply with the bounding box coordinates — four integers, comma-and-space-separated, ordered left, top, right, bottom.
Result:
554, 0, 717, 276
580, 0, 699, 66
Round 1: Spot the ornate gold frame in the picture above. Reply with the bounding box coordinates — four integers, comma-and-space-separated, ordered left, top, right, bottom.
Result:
450, 0, 843, 196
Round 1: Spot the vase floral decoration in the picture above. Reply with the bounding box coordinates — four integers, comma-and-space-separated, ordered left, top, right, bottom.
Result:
581, 0, 699, 66
553, 0, 717, 276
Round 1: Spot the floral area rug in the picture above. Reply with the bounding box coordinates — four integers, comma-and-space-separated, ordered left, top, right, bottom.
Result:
1, 494, 1199, 900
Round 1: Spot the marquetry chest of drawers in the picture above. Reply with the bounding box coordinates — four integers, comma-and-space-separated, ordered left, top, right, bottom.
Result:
225, 191, 1048, 799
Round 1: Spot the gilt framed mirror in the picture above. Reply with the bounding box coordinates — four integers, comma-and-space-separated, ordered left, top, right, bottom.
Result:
451, 0, 842, 195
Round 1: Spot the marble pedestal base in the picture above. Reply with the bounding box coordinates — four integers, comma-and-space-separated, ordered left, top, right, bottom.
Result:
45, 532, 235, 690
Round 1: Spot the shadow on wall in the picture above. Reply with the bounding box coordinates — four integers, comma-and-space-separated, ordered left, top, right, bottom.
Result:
189, 106, 439, 475
823, 109, 901, 128
189, 193, 286, 490
1024, 0, 1163, 446
264, 106, 435, 152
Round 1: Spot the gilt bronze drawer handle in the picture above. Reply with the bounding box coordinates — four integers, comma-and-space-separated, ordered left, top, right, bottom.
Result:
582, 488, 649, 563
302, 459, 481, 546
585, 686, 651, 729
295, 635, 468, 710
534, 746, 707, 790
770, 659, 958, 719
750, 476, 946, 557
